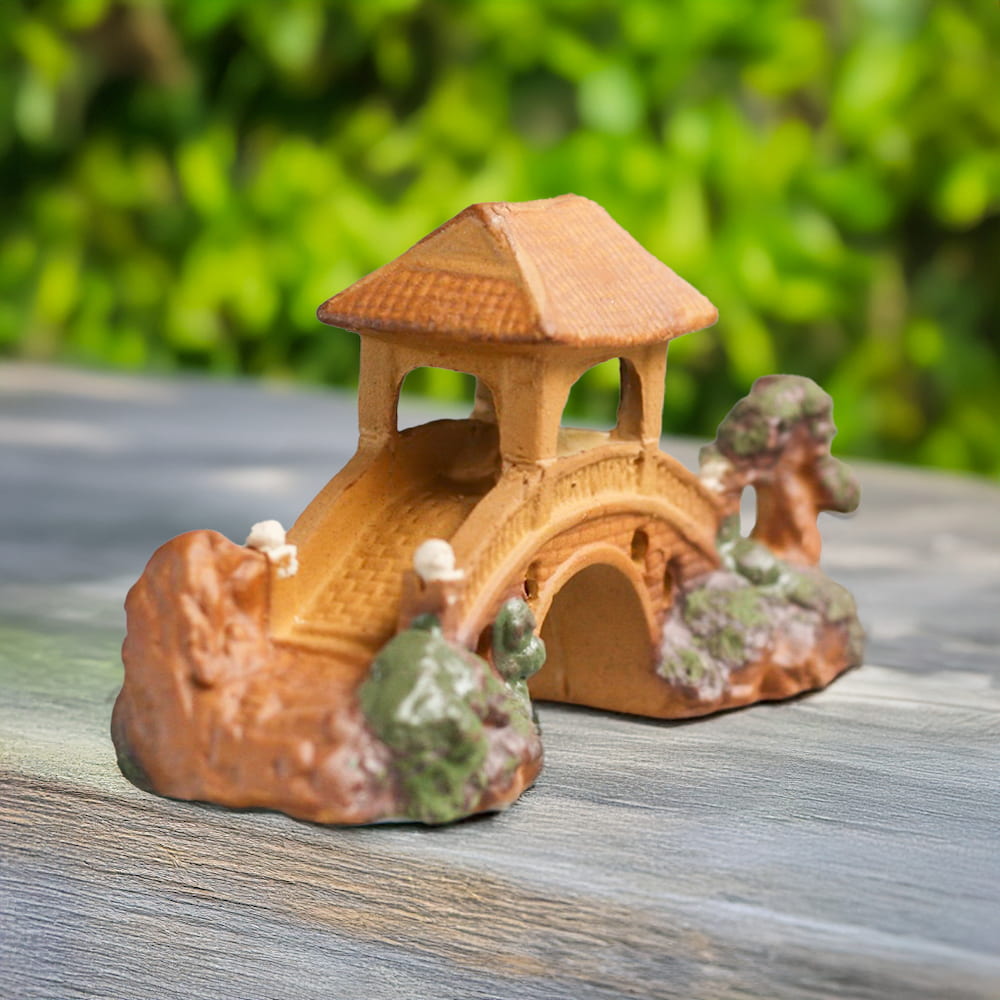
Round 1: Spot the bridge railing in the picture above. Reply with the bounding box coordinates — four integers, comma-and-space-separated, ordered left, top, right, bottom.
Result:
455, 444, 722, 625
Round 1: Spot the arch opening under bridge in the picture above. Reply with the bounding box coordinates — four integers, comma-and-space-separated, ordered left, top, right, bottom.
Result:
533, 547, 658, 707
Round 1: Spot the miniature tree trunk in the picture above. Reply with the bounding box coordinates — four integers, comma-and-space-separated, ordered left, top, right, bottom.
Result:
750, 425, 829, 564
700, 375, 860, 567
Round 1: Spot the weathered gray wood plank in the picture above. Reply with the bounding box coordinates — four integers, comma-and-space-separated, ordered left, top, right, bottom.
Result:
2, 363, 999, 999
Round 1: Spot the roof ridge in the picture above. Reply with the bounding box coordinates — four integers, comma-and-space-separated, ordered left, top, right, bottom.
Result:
474, 201, 552, 340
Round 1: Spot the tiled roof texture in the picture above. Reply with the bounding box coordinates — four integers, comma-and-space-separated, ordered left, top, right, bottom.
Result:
317, 194, 718, 347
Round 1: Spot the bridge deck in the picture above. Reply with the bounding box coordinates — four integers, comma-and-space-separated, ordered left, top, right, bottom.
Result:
290, 481, 487, 657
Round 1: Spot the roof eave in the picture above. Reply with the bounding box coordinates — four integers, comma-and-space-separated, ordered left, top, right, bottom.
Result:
315, 305, 719, 348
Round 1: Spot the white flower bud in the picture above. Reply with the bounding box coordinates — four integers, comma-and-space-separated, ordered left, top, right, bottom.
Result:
246, 519, 298, 578
699, 455, 733, 494
246, 519, 286, 551
413, 538, 464, 583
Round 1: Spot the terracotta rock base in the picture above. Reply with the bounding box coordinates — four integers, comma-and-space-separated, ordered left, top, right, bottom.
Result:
658, 619, 860, 718
653, 537, 865, 717
112, 524, 861, 825
529, 627, 858, 721
112, 531, 543, 826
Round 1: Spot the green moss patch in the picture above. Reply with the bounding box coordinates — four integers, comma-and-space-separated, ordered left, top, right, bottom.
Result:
658, 524, 863, 698
360, 614, 540, 825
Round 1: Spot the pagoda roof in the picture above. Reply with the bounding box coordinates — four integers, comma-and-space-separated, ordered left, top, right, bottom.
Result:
317, 194, 718, 348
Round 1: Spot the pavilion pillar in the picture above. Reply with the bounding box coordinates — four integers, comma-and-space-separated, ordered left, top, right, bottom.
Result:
616, 344, 667, 448
493, 351, 587, 465
356, 337, 405, 451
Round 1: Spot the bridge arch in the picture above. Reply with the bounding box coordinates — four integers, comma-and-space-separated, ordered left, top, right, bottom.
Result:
452, 444, 721, 641
278, 436, 722, 688
531, 545, 658, 706
531, 541, 655, 630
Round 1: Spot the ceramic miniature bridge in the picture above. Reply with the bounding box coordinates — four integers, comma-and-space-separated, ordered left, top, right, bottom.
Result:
270, 419, 722, 672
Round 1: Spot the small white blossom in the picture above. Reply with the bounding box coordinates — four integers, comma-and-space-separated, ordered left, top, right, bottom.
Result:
413, 538, 464, 583
246, 519, 298, 578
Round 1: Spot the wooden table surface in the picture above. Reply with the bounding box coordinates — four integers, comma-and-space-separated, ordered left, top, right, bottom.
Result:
2, 363, 998, 1000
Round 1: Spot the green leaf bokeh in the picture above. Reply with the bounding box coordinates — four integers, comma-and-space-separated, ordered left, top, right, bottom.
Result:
1, 0, 997, 474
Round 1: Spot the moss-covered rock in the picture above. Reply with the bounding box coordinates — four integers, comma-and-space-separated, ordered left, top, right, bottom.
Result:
776, 567, 858, 622
657, 519, 863, 700
701, 375, 861, 565
705, 624, 747, 665
717, 399, 775, 457
712, 374, 836, 460
660, 646, 711, 686
729, 539, 782, 585
718, 530, 858, 622
682, 576, 770, 635
816, 454, 861, 513
360, 617, 538, 824
755, 374, 833, 427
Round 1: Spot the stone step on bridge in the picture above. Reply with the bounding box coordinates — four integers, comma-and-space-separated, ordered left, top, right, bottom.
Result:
287, 481, 484, 662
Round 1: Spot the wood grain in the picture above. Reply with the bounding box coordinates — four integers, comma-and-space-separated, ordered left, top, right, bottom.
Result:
2, 363, 999, 999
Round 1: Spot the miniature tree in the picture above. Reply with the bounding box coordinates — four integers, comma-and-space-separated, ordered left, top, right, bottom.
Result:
492, 598, 546, 703
699, 375, 860, 566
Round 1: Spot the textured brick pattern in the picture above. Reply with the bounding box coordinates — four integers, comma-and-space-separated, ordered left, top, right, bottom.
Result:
292, 483, 484, 655
325, 268, 531, 340
520, 513, 716, 628
461, 449, 720, 611
318, 195, 717, 346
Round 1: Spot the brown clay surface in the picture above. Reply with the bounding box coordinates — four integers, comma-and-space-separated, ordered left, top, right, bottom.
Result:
288, 422, 494, 659
275, 428, 722, 680
113, 530, 542, 825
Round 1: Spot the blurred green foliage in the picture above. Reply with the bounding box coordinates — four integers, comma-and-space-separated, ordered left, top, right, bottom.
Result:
1, 0, 998, 474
